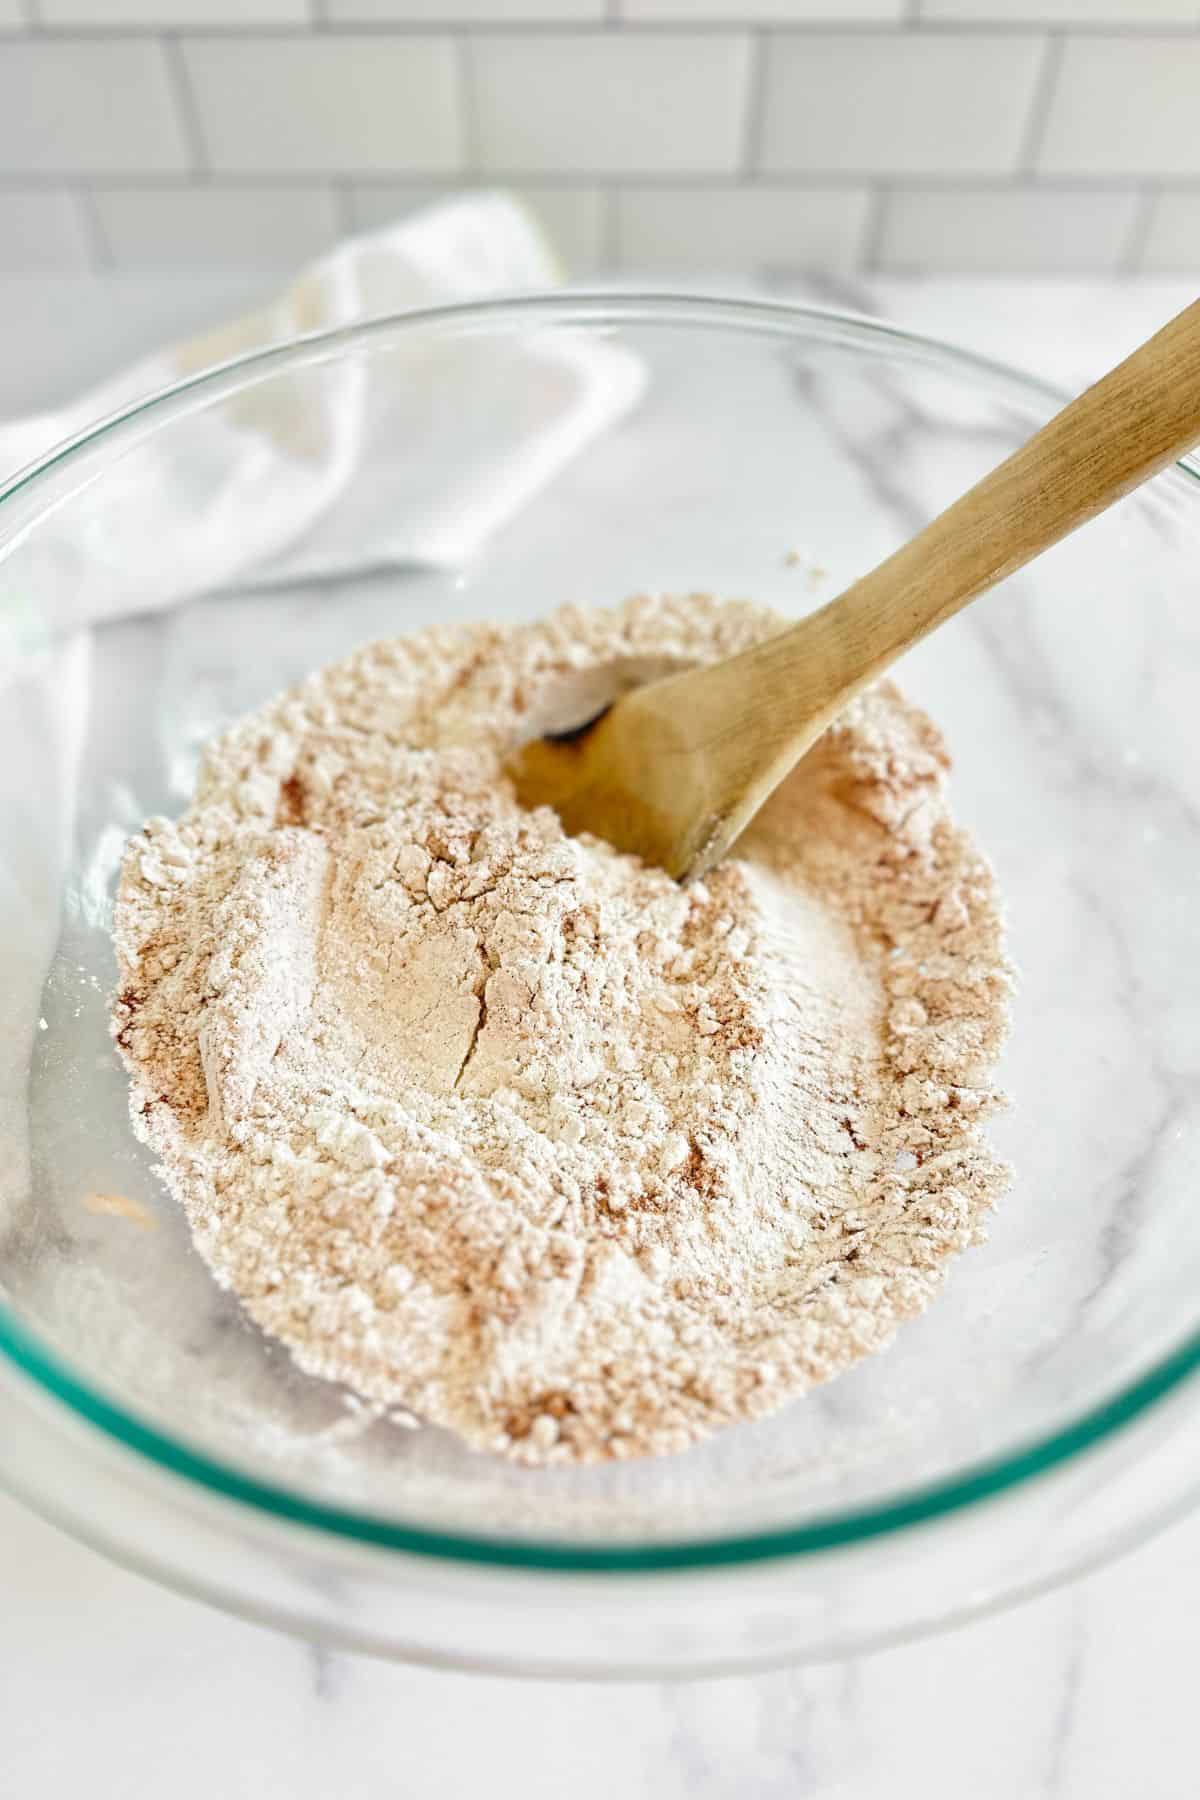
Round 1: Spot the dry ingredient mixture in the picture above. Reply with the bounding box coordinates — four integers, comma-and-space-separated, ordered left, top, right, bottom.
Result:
112, 595, 1011, 1466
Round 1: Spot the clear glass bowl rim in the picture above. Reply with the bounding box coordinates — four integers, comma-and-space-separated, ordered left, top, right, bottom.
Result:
2, 289, 1199, 1574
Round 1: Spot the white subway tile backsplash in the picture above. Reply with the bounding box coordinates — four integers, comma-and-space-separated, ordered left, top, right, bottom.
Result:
482, 185, 606, 269
182, 36, 462, 174
93, 184, 339, 268
877, 184, 1139, 272
39, 0, 307, 24
2, 14, 1199, 276
0, 41, 191, 175
1140, 192, 1200, 272
347, 182, 607, 270
470, 34, 751, 175
616, 184, 869, 269
624, 0, 900, 18
1040, 39, 1200, 177
0, 190, 91, 270
760, 34, 1044, 178
921, 1, 1199, 20
345, 183, 447, 228
332, 0, 599, 19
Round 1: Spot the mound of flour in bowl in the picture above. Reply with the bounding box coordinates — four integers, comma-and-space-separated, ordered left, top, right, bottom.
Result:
112, 594, 1011, 1465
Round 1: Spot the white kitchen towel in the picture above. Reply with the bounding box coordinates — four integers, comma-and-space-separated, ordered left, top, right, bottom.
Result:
0, 191, 642, 640
0, 192, 642, 1242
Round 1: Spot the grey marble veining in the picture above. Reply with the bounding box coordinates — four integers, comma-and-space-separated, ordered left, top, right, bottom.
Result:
1, 274, 1198, 1797
4, 1481, 1199, 1799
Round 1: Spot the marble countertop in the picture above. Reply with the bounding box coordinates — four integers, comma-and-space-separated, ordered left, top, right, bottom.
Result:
1, 270, 1198, 1799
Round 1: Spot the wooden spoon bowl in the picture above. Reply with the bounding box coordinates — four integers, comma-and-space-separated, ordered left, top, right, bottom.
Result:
511, 298, 1200, 880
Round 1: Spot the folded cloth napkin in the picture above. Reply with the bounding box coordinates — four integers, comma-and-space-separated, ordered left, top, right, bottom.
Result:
0, 192, 642, 1239
0, 190, 641, 637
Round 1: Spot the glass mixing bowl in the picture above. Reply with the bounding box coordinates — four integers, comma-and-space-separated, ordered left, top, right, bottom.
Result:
2, 295, 1199, 1678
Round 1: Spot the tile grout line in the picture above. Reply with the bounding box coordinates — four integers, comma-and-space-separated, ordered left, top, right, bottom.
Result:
859, 181, 889, 276
456, 36, 479, 180
0, 173, 1189, 195
74, 182, 111, 275
11, 20, 1200, 36
163, 32, 209, 180
601, 185, 620, 273
1119, 181, 1159, 276
332, 177, 356, 238
739, 30, 767, 179
1016, 30, 1063, 177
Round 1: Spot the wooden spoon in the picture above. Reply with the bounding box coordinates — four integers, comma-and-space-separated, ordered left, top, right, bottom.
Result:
511, 297, 1200, 881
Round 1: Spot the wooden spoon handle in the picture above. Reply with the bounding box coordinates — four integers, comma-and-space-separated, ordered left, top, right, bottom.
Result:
746, 295, 1200, 748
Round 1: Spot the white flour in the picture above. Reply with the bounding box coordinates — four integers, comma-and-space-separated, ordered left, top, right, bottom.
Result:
113, 595, 1011, 1465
